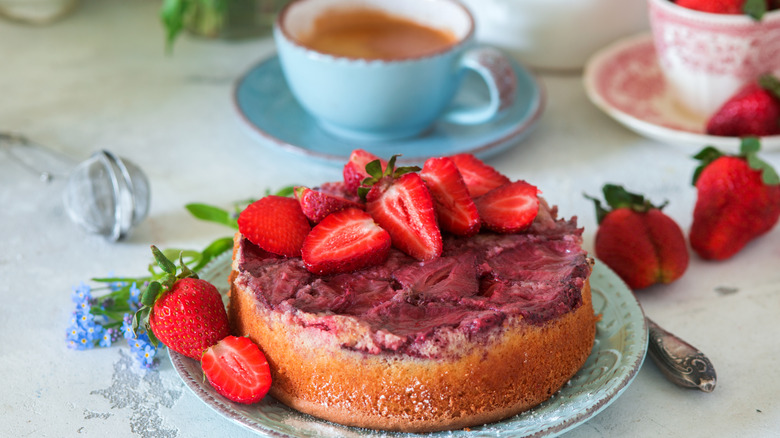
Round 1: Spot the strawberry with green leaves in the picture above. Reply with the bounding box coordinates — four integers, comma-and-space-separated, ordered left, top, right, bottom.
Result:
343, 149, 387, 195
587, 185, 689, 290
706, 74, 780, 137
133, 246, 230, 360
362, 155, 443, 261
676, 0, 772, 19
202, 336, 272, 404
690, 138, 780, 260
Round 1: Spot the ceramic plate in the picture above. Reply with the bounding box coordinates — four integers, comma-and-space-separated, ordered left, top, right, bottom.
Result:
171, 251, 647, 438
233, 55, 545, 165
583, 33, 780, 153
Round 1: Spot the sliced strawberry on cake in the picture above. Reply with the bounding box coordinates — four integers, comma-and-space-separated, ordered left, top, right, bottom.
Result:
301, 208, 391, 275
420, 156, 481, 236
294, 186, 365, 224
343, 149, 388, 195
363, 156, 443, 261
449, 153, 511, 197
474, 180, 540, 233
237, 195, 311, 257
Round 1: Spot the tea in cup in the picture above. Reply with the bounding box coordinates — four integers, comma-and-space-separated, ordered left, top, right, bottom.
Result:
274, 0, 517, 141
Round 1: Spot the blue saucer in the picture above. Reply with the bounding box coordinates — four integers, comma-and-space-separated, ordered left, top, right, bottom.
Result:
233, 55, 545, 165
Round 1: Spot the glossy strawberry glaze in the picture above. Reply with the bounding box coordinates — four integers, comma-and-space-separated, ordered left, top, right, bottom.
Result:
233, 203, 590, 358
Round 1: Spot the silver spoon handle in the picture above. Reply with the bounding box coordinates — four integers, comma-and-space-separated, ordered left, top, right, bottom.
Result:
646, 318, 717, 392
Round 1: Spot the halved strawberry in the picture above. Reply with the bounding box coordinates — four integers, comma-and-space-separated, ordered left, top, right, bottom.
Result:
343, 149, 387, 195
302, 208, 391, 275
201, 336, 272, 405
449, 153, 511, 198
421, 157, 480, 236
364, 156, 442, 261
237, 196, 311, 257
474, 181, 540, 233
294, 186, 365, 224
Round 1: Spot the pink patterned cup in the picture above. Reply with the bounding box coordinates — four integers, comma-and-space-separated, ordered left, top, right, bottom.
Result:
648, 0, 780, 118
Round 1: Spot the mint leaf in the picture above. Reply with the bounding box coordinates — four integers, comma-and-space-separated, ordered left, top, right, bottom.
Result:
185, 203, 238, 229
160, 0, 188, 54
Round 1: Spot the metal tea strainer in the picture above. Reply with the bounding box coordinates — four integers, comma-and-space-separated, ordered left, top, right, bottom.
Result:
2, 132, 150, 241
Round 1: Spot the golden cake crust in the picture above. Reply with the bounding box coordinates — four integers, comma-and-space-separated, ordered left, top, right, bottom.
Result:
228, 234, 598, 432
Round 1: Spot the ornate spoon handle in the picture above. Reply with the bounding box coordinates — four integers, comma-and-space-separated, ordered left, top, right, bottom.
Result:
646, 318, 717, 392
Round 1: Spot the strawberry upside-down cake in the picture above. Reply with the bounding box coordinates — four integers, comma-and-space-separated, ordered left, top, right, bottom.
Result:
228, 151, 597, 432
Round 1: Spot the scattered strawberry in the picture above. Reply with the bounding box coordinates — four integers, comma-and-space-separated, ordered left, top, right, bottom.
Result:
586, 185, 689, 290
237, 195, 311, 257
706, 74, 780, 137
134, 246, 230, 360
294, 186, 364, 224
363, 156, 443, 261
343, 149, 387, 195
449, 153, 511, 197
420, 157, 481, 236
201, 336, 272, 404
690, 138, 780, 260
676, 0, 771, 19
474, 181, 540, 233
301, 208, 391, 275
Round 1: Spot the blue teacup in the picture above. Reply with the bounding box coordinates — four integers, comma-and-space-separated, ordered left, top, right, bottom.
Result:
274, 0, 517, 142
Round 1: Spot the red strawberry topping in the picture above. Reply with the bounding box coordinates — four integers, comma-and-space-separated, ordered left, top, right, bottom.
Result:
343, 149, 387, 195
474, 181, 539, 233
237, 196, 311, 257
421, 156, 481, 236
587, 185, 689, 289
201, 336, 272, 404
706, 74, 780, 137
365, 160, 442, 261
302, 208, 391, 275
449, 153, 511, 197
294, 186, 365, 224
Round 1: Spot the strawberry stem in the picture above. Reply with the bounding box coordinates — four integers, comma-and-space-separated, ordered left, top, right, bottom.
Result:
743, 0, 768, 20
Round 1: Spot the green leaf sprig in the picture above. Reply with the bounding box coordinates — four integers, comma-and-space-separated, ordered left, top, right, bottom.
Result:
357, 155, 421, 200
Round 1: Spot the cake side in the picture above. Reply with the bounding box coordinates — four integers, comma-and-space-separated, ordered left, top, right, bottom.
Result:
228, 267, 596, 432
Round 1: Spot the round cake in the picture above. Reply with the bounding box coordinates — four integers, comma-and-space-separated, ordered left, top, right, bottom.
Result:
228, 201, 597, 433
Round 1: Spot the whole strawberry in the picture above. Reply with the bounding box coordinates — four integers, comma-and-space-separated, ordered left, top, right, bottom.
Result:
134, 246, 229, 360
676, 0, 771, 19
706, 74, 780, 137
587, 185, 689, 290
690, 138, 780, 260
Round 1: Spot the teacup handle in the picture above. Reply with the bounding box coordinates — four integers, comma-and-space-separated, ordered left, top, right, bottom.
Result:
442, 47, 517, 125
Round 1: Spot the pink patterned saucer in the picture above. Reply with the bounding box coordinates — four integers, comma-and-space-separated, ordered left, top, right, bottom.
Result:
583, 33, 780, 153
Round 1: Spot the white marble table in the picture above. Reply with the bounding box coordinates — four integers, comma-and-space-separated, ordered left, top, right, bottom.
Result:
2, 1, 779, 437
